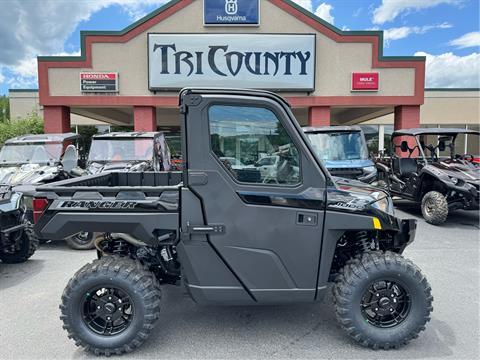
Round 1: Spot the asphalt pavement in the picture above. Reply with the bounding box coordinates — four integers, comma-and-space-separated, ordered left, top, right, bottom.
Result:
1, 203, 479, 359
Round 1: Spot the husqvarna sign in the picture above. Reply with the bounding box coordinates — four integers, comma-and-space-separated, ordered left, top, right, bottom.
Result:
204, 0, 259, 26
148, 34, 315, 91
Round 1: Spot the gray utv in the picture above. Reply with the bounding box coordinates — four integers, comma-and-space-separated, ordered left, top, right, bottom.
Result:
0, 133, 80, 263
33, 89, 433, 355
303, 126, 377, 183
85, 132, 171, 174
376, 128, 479, 225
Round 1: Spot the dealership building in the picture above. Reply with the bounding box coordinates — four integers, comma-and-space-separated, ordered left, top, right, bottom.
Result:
8, 0, 480, 152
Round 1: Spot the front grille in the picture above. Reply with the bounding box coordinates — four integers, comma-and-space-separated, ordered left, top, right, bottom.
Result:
329, 168, 363, 179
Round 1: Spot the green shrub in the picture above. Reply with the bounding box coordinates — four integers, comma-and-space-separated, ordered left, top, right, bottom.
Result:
0, 112, 44, 147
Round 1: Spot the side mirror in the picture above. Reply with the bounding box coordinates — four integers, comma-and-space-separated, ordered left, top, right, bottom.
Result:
61, 145, 79, 173
400, 141, 409, 153
438, 141, 446, 152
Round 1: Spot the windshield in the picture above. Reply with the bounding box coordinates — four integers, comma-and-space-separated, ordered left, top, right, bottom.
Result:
306, 132, 368, 161
0, 143, 63, 165
88, 139, 154, 162
417, 133, 479, 159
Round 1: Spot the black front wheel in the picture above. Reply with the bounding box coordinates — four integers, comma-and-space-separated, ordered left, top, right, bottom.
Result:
421, 191, 448, 225
60, 256, 162, 356
334, 251, 433, 349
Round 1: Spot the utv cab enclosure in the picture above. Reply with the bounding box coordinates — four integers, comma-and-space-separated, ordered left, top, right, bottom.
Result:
303, 126, 377, 183
376, 128, 479, 225
33, 88, 432, 355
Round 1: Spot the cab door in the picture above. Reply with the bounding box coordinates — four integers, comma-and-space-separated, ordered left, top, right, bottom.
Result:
183, 92, 328, 303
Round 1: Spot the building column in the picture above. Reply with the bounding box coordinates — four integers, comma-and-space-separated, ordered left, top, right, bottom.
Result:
134, 106, 157, 131
394, 105, 420, 157
43, 106, 71, 133
394, 105, 420, 130
308, 106, 330, 127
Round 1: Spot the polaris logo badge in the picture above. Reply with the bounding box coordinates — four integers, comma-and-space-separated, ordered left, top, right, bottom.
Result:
60, 200, 136, 209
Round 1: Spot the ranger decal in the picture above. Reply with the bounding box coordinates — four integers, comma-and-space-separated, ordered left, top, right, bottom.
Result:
60, 200, 137, 209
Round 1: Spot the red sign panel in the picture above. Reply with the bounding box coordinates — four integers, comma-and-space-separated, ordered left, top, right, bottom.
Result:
80, 72, 118, 92
351, 72, 379, 91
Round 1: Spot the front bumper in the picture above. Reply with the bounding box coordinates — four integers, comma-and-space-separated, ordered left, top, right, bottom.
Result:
394, 218, 417, 251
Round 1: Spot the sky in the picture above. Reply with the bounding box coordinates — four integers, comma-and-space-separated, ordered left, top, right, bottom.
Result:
0, 0, 479, 95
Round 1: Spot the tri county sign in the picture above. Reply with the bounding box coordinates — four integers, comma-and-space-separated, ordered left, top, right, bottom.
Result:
148, 34, 315, 91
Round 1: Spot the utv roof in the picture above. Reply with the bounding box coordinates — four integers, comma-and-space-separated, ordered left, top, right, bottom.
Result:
92, 132, 161, 139
5, 133, 80, 144
303, 125, 362, 133
393, 128, 480, 136
179, 87, 291, 108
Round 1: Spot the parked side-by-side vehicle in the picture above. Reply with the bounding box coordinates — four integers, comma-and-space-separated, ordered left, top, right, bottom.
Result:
33, 88, 433, 355
376, 128, 479, 225
303, 125, 377, 183
85, 131, 171, 174
0, 133, 81, 263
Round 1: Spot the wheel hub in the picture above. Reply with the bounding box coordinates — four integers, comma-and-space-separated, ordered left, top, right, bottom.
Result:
361, 280, 411, 328
82, 287, 133, 336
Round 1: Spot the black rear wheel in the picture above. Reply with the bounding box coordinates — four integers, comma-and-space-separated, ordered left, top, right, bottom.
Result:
65, 232, 97, 250
60, 256, 162, 356
334, 251, 433, 349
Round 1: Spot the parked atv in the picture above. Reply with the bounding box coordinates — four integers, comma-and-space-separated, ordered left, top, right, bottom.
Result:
34, 88, 433, 355
0, 133, 81, 262
304, 126, 377, 183
376, 128, 479, 225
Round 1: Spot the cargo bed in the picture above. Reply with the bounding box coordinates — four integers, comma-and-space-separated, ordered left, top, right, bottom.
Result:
34, 171, 183, 244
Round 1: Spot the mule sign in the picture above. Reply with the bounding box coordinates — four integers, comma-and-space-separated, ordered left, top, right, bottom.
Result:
148, 34, 315, 91
351, 72, 379, 91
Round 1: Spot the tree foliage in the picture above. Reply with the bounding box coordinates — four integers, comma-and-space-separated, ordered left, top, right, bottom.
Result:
0, 112, 44, 147
0, 95, 10, 121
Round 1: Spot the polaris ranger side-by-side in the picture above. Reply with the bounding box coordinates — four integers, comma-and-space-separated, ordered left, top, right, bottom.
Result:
303, 126, 377, 183
33, 89, 433, 355
0, 133, 80, 263
376, 128, 479, 225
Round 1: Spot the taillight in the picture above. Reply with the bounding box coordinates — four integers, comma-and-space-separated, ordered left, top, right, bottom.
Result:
33, 198, 49, 223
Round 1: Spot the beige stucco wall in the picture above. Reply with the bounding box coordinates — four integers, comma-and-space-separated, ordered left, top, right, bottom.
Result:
48, 0, 415, 98
365, 90, 480, 125
9, 91, 42, 120
9, 90, 107, 126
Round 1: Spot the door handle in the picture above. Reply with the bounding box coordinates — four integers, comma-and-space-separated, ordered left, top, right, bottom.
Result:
296, 212, 318, 226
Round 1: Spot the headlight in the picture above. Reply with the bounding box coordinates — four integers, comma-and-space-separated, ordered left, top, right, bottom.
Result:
449, 177, 464, 186
370, 191, 394, 215
363, 166, 376, 174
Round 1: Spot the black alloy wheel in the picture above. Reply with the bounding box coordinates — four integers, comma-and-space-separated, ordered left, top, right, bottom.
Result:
82, 286, 134, 336
360, 279, 411, 328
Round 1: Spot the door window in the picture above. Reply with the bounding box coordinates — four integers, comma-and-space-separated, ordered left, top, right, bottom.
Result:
209, 105, 300, 185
